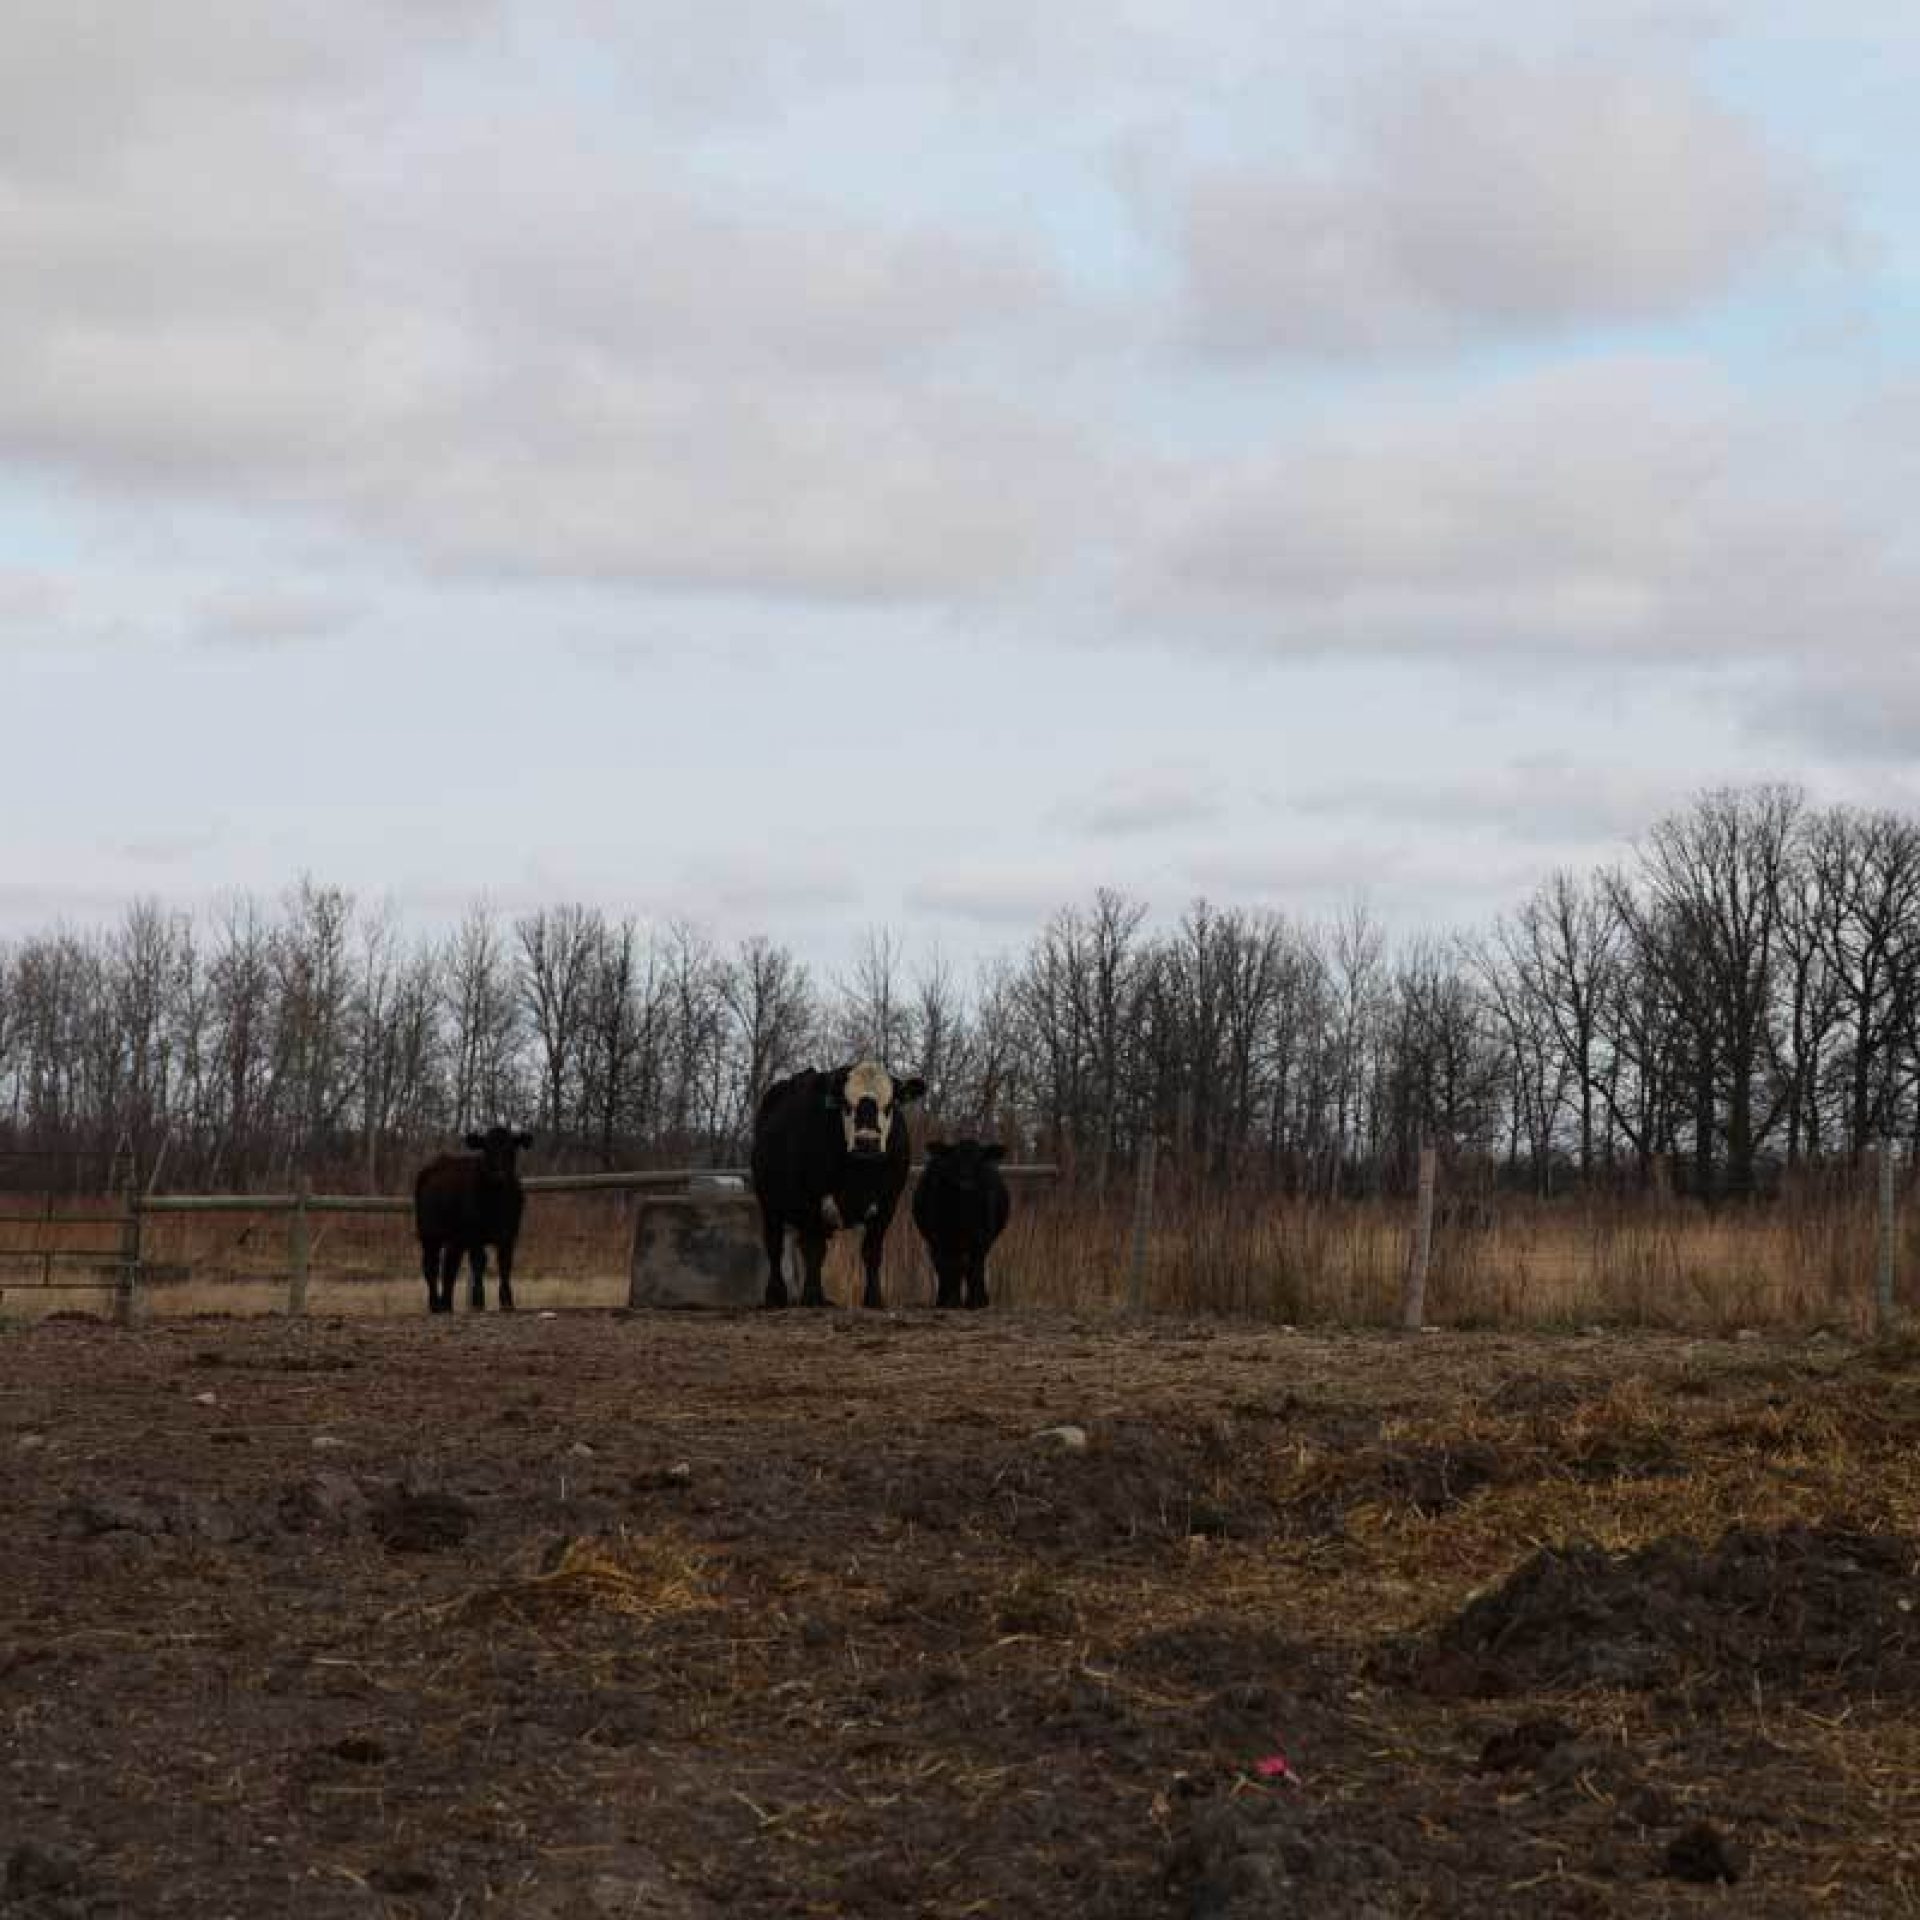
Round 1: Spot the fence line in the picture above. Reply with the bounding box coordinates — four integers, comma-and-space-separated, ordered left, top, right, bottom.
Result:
5, 1154, 1906, 1330
87, 1164, 1054, 1320
1111, 1143, 1905, 1333
136, 1163, 1059, 1216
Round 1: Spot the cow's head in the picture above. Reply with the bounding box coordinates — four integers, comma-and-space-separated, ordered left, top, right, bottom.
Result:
827, 1062, 926, 1160
924, 1139, 1006, 1191
465, 1125, 534, 1180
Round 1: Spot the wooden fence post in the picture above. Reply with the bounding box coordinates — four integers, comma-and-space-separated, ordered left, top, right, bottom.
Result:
1400, 1144, 1437, 1331
1127, 1135, 1158, 1314
115, 1183, 143, 1329
288, 1174, 312, 1317
1878, 1139, 1898, 1336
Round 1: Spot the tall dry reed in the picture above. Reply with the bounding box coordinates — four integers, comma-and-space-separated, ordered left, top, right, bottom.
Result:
0, 1171, 1909, 1332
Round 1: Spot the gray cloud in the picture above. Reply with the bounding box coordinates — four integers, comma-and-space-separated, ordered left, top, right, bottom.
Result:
1177, 55, 1816, 356
664, 858, 865, 925
1746, 664, 1920, 766
1181, 837, 1557, 929
0, 13, 1108, 605
0, 878, 165, 928
1284, 757, 1705, 846
196, 588, 361, 649
116, 831, 223, 865
906, 870, 1098, 928
0, 569, 64, 630
1056, 766, 1225, 838
1147, 355, 1919, 675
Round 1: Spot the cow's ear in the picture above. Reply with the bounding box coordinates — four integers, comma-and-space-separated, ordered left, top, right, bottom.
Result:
982, 1143, 1007, 1162
515, 1131, 535, 1150
464, 1132, 486, 1150
895, 1076, 928, 1105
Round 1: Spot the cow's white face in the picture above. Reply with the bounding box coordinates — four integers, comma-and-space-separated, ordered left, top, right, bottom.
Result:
839, 1061, 896, 1159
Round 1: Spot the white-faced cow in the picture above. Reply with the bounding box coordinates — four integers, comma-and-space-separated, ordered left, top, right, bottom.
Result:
413, 1126, 533, 1314
912, 1139, 1011, 1310
750, 1062, 926, 1309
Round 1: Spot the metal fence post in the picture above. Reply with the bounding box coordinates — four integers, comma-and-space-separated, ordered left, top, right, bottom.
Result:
1127, 1135, 1157, 1314
288, 1174, 312, 1317
115, 1183, 143, 1329
1400, 1143, 1437, 1331
1878, 1138, 1898, 1335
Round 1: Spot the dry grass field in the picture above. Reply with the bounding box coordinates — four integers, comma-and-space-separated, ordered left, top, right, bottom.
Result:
2, 1176, 1911, 1332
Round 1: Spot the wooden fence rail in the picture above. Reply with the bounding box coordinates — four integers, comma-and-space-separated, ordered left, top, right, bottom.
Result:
85, 1164, 1056, 1323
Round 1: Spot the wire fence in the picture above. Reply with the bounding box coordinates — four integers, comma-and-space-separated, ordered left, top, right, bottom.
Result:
0, 1146, 1905, 1333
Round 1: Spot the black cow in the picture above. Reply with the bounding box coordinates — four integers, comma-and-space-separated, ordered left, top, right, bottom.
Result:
750, 1062, 926, 1309
413, 1126, 534, 1314
912, 1139, 1011, 1310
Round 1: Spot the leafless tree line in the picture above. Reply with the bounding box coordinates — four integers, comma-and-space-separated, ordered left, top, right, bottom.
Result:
2, 786, 1916, 1199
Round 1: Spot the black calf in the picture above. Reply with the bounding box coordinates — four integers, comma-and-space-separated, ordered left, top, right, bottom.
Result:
912, 1140, 1011, 1310
413, 1126, 533, 1313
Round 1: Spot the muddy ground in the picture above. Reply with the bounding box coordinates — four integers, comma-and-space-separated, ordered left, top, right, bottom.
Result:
4, 1310, 1919, 1917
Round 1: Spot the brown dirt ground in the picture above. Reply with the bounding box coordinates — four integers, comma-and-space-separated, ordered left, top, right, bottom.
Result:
4, 1310, 1920, 1917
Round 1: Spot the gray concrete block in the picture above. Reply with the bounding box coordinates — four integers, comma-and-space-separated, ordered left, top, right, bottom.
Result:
627, 1193, 764, 1309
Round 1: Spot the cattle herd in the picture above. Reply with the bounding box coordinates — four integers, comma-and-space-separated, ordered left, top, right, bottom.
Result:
409, 1061, 1011, 1315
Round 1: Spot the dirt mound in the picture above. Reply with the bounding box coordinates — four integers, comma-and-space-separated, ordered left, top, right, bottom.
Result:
1555, 1428, 1684, 1482
1664, 1821, 1745, 1885
369, 1487, 478, 1552
786, 1421, 1274, 1552
1163, 1793, 1439, 1920
1412, 1522, 1920, 1699
1287, 1441, 1503, 1535
1481, 1374, 1592, 1418
986, 1422, 1272, 1548
56, 1489, 256, 1545
1117, 1620, 1312, 1691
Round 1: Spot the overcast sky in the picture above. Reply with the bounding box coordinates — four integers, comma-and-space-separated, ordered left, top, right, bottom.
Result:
5, 2, 1917, 971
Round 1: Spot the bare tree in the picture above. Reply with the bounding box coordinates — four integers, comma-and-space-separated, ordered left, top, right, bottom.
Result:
1519, 872, 1619, 1183
107, 900, 184, 1170
961, 957, 1025, 1143
1805, 806, 1920, 1158
1630, 787, 1802, 1198
1325, 900, 1387, 1193
350, 905, 447, 1189
577, 918, 663, 1168
833, 927, 914, 1066
0, 777, 1912, 1204
661, 922, 727, 1158
1471, 924, 1570, 1193
206, 896, 275, 1184
516, 903, 603, 1144
907, 947, 969, 1126
444, 905, 522, 1136
718, 935, 815, 1151
272, 879, 357, 1175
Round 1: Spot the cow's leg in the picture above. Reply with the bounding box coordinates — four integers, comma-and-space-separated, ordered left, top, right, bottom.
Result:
496, 1238, 516, 1312
859, 1219, 887, 1311
797, 1226, 830, 1308
965, 1246, 990, 1311
468, 1244, 488, 1311
420, 1240, 442, 1313
933, 1247, 961, 1310
436, 1243, 461, 1314
761, 1205, 789, 1309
